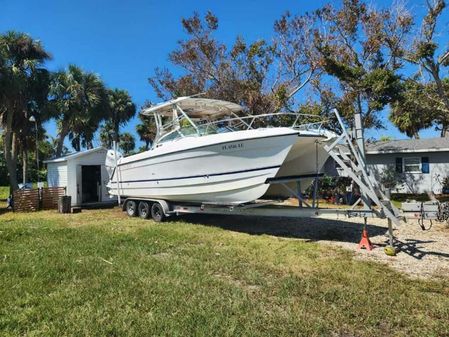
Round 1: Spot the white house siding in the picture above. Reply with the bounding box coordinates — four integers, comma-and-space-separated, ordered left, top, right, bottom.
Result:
45, 148, 116, 206
430, 152, 449, 193
66, 149, 111, 206
47, 162, 68, 188
66, 160, 78, 206
366, 152, 449, 194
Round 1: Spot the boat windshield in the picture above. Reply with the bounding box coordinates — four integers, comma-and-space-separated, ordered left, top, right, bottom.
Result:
157, 113, 324, 144
158, 122, 234, 144
146, 97, 328, 146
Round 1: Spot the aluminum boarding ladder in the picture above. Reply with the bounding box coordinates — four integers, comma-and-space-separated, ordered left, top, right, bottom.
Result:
324, 109, 402, 228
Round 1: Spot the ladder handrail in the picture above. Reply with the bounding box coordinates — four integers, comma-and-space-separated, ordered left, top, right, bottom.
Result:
326, 109, 402, 227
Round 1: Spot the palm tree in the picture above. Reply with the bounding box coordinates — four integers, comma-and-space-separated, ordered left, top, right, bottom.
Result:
100, 88, 136, 148
136, 114, 157, 150
0, 31, 51, 190
119, 132, 135, 155
99, 127, 111, 149
49, 65, 107, 157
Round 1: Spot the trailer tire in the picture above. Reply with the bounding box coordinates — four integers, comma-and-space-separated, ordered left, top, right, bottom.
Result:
151, 202, 166, 222
138, 201, 151, 219
125, 200, 138, 217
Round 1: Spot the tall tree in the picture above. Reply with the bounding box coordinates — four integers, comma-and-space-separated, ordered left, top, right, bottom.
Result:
389, 79, 436, 138
148, 11, 305, 114
399, 0, 449, 137
272, 11, 320, 111
0, 31, 51, 190
49, 65, 107, 156
16, 133, 55, 183
307, 0, 411, 129
119, 132, 135, 155
99, 127, 111, 149
136, 114, 157, 150
99, 88, 136, 148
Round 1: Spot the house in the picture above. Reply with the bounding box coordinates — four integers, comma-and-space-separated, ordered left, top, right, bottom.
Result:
43, 147, 116, 206
327, 137, 449, 194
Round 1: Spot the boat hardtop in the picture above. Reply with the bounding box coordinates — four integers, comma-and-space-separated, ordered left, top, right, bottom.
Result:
140, 96, 331, 147
141, 97, 243, 118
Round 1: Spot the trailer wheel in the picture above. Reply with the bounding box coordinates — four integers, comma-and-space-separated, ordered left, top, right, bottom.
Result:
138, 201, 150, 219
125, 200, 138, 217
151, 202, 165, 222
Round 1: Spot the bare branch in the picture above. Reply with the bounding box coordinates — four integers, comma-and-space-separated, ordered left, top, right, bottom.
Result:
286, 70, 314, 99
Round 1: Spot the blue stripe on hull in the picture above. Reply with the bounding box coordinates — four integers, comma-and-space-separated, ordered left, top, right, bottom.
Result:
110, 165, 281, 184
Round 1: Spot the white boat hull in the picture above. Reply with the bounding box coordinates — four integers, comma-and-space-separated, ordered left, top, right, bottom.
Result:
108, 128, 298, 204
263, 135, 332, 197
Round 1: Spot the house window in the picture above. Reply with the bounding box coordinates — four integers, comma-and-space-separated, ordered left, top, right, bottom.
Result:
403, 157, 421, 173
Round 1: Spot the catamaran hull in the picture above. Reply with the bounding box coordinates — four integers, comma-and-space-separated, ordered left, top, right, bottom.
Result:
108, 129, 298, 204
263, 135, 331, 198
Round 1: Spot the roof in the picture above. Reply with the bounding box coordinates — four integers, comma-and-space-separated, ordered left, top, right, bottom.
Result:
365, 137, 449, 154
141, 97, 243, 118
43, 147, 107, 164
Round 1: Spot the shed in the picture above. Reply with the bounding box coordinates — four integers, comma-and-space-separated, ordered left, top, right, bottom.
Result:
44, 147, 116, 206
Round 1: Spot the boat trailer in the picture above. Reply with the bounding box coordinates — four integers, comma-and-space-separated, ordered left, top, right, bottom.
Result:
119, 109, 449, 253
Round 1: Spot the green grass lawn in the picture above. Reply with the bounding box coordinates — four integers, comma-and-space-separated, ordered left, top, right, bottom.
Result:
0, 186, 9, 200
0, 209, 448, 337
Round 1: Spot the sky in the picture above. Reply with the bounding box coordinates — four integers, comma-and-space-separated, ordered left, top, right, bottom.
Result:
0, 0, 444, 150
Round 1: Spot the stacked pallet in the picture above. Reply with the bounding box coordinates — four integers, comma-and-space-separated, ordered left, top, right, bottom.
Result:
13, 189, 40, 212
41, 187, 66, 210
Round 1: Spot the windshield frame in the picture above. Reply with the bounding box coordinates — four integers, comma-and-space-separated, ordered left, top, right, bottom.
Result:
155, 111, 325, 147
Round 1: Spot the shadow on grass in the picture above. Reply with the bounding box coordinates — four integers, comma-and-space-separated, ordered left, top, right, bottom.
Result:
0, 207, 12, 215
177, 213, 388, 244
395, 238, 449, 260
177, 214, 449, 260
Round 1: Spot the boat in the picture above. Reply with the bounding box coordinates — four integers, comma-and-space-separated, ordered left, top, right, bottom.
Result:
106, 96, 335, 204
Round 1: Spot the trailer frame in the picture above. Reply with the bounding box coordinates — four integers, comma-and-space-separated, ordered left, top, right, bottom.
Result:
117, 109, 448, 250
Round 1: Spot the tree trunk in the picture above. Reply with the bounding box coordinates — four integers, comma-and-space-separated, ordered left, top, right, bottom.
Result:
114, 125, 120, 148
71, 136, 80, 152
429, 64, 449, 137
430, 65, 449, 110
3, 110, 19, 191
55, 124, 69, 157
114, 124, 120, 142
22, 149, 28, 185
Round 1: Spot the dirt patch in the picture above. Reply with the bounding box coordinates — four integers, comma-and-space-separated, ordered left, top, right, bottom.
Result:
333, 216, 449, 280
184, 213, 449, 280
